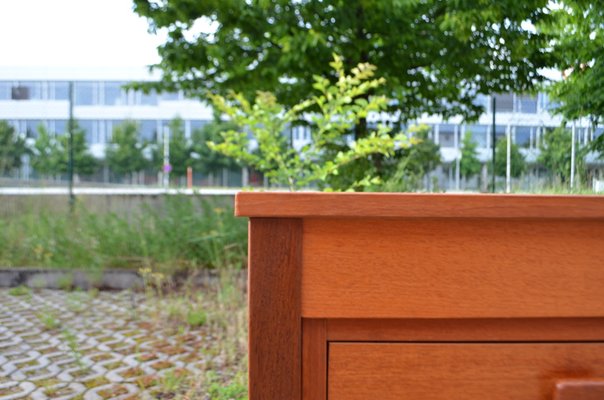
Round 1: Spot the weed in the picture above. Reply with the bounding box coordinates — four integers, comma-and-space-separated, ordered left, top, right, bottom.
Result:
37, 309, 61, 330
62, 328, 85, 369
8, 285, 30, 297
66, 291, 86, 313
159, 369, 187, 393
206, 371, 248, 400
186, 308, 207, 327
57, 273, 74, 290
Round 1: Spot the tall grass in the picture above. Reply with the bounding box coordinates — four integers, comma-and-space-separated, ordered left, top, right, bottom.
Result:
0, 196, 247, 272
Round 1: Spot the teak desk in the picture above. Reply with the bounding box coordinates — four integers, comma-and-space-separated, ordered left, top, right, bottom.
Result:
235, 192, 604, 400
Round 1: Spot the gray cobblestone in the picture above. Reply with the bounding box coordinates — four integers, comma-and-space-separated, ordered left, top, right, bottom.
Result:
0, 289, 214, 400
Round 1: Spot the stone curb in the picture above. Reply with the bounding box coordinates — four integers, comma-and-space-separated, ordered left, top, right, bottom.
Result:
0, 268, 143, 290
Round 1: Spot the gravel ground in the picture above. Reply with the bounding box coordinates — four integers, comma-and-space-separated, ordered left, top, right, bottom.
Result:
0, 283, 247, 400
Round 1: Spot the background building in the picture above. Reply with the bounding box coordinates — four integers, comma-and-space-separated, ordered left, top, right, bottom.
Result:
0, 66, 213, 159
1, 67, 602, 190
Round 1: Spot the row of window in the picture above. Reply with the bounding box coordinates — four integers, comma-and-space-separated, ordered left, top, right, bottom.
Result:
9, 119, 209, 144
474, 93, 555, 114
1, 81, 557, 115
0, 81, 183, 106
292, 123, 603, 150
428, 124, 602, 149
9, 119, 603, 150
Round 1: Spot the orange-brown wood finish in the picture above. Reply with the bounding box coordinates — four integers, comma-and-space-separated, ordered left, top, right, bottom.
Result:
326, 318, 604, 342
302, 319, 327, 400
329, 343, 604, 400
554, 379, 604, 400
237, 193, 604, 400
302, 218, 604, 318
236, 192, 604, 218
248, 218, 302, 400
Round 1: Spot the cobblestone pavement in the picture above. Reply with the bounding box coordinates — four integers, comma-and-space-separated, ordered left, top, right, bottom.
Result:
0, 288, 227, 400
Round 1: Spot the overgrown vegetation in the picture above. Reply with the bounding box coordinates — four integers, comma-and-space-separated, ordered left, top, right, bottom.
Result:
0, 196, 247, 272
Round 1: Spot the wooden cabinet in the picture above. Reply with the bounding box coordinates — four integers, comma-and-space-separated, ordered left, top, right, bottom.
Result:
236, 192, 604, 400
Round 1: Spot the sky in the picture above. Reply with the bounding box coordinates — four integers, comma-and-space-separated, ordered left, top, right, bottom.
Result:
0, 0, 165, 67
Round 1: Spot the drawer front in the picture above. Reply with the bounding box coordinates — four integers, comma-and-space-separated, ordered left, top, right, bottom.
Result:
328, 343, 604, 400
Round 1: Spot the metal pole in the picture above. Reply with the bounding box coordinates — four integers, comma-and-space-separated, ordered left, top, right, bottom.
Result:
68, 82, 75, 210
570, 122, 576, 190
455, 125, 460, 191
491, 96, 496, 192
506, 125, 511, 193
163, 126, 170, 188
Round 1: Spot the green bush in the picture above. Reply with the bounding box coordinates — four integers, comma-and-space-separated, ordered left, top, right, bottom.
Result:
0, 196, 247, 273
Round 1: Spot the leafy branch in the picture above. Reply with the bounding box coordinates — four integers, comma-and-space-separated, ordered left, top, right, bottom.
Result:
208, 54, 412, 191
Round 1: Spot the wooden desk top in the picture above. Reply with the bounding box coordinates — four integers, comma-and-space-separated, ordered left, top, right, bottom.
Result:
235, 192, 604, 219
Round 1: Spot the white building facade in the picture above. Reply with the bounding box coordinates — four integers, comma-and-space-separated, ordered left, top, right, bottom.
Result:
0, 67, 213, 159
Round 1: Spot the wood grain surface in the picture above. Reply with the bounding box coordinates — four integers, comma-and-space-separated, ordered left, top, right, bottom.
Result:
302, 319, 327, 400
302, 218, 604, 318
329, 343, 604, 400
326, 318, 604, 342
248, 218, 302, 400
554, 379, 604, 400
236, 192, 604, 218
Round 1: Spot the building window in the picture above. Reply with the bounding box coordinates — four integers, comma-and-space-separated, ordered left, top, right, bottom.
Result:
517, 95, 537, 113
11, 84, 32, 100
466, 125, 487, 148
14, 82, 45, 100
104, 82, 126, 105
140, 120, 158, 141
515, 126, 531, 147
495, 125, 507, 143
473, 94, 489, 111
74, 82, 96, 105
0, 82, 11, 100
52, 82, 70, 100
140, 90, 158, 106
26, 120, 44, 138
493, 93, 514, 112
161, 91, 181, 101
52, 120, 68, 135
78, 120, 94, 143
438, 124, 456, 148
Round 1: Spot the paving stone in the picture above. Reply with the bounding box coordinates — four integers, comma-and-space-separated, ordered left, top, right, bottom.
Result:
0, 288, 214, 400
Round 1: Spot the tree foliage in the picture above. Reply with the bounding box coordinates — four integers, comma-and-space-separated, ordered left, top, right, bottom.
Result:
378, 124, 441, 191
460, 131, 482, 180
106, 120, 149, 177
31, 125, 61, 177
31, 122, 97, 177
545, 1, 604, 124
190, 118, 241, 176
152, 117, 192, 177
494, 137, 526, 178
0, 121, 28, 175
538, 127, 587, 183
133, 0, 552, 121
208, 56, 411, 191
